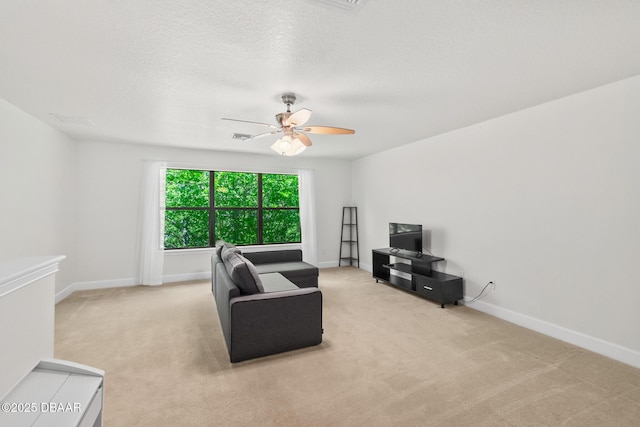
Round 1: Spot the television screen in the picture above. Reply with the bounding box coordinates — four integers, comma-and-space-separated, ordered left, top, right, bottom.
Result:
389, 223, 422, 253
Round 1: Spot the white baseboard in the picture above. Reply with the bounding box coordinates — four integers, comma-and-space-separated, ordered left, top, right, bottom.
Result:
359, 263, 372, 272
75, 277, 137, 291
55, 273, 213, 304
56, 278, 137, 304
162, 272, 210, 283
319, 261, 340, 269
54, 286, 75, 304
319, 261, 370, 269
466, 298, 640, 369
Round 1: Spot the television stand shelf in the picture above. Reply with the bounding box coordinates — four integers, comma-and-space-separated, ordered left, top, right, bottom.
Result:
373, 248, 463, 308
383, 263, 414, 274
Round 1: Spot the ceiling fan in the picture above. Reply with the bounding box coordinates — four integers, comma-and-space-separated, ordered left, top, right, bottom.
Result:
222, 93, 355, 156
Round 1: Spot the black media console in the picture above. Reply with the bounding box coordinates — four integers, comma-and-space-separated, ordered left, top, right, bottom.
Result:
372, 248, 463, 308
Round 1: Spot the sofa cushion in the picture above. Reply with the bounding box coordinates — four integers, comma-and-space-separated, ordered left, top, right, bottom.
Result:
223, 250, 264, 295
259, 273, 300, 293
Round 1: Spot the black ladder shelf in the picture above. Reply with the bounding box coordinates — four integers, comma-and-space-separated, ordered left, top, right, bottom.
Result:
339, 206, 359, 267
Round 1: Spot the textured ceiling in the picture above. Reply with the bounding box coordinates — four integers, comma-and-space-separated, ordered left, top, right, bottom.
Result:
1, 0, 640, 159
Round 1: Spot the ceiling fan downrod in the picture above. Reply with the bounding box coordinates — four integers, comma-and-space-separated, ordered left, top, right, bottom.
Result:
281, 94, 296, 112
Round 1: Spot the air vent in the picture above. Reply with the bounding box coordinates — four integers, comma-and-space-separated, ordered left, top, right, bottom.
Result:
232, 133, 252, 140
49, 114, 94, 126
306, 0, 367, 13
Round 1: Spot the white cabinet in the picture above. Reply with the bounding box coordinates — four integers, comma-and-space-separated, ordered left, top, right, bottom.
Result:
0, 257, 104, 426
0, 359, 104, 427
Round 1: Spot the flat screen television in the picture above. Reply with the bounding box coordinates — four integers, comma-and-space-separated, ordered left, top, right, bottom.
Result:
389, 223, 423, 254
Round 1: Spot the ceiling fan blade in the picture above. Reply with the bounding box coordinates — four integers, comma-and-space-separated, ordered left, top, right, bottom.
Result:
294, 132, 313, 147
287, 108, 312, 127
222, 118, 279, 129
299, 126, 355, 135
244, 130, 281, 141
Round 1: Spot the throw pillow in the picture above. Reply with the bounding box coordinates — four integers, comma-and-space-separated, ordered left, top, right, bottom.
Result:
222, 251, 264, 294
220, 242, 240, 260
215, 240, 227, 258
241, 255, 264, 293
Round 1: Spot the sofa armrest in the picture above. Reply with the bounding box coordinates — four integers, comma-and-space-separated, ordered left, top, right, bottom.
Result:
229, 288, 322, 362
211, 254, 221, 295
214, 262, 240, 353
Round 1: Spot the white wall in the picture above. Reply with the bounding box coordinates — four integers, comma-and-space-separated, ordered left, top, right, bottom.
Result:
352, 75, 640, 366
73, 141, 352, 287
0, 99, 77, 292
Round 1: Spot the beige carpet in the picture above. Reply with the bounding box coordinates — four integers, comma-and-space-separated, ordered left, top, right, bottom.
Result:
55, 267, 640, 426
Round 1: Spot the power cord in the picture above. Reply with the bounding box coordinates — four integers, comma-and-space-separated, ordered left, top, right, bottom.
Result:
467, 281, 494, 304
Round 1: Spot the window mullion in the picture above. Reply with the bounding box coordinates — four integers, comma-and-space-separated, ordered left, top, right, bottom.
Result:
257, 173, 263, 245
209, 171, 215, 246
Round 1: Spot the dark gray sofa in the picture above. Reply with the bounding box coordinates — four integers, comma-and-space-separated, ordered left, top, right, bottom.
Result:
211, 245, 322, 363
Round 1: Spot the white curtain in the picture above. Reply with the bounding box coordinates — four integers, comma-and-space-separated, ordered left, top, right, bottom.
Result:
298, 169, 318, 266
136, 161, 166, 285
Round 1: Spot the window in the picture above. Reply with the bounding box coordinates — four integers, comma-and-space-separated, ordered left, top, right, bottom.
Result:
164, 169, 300, 249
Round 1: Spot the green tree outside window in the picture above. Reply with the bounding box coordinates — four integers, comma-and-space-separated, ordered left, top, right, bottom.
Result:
164, 169, 300, 249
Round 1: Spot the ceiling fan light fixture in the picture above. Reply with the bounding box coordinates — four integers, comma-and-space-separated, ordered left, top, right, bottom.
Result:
271, 135, 306, 156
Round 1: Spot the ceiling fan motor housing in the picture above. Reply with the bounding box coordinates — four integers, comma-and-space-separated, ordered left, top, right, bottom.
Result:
276, 112, 292, 127
281, 94, 297, 107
